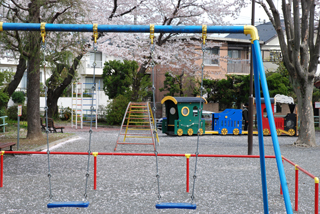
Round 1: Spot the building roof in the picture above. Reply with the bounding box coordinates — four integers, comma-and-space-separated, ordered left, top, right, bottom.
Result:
225, 21, 284, 43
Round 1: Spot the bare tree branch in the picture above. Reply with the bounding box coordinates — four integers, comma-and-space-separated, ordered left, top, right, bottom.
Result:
11, 0, 28, 11
110, 0, 146, 20
50, 5, 72, 23
300, 1, 311, 69
282, 0, 294, 62
309, 2, 315, 52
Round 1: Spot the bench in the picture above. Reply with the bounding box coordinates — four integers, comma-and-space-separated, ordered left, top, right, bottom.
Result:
40, 117, 46, 132
48, 118, 65, 133
0, 116, 8, 133
0, 142, 16, 151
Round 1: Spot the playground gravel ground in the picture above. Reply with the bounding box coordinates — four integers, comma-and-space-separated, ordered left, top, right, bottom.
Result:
0, 126, 319, 214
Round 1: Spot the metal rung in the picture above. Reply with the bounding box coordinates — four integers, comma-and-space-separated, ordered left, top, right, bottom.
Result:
120, 133, 152, 136
117, 142, 154, 145
130, 106, 147, 108
123, 125, 150, 127
125, 136, 152, 139
127, 110, 147, 112
125, 118, 149, 119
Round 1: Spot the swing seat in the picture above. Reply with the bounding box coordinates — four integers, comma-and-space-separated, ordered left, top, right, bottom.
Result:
47, 201, 89, 208
156, 202, 196, 209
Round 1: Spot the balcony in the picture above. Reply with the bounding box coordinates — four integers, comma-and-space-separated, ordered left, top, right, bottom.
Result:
87, 61, 103, 68
227, 59, 250, 74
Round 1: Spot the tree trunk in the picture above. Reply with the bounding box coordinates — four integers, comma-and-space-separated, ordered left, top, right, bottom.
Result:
292, 76, 316, 147
26, 35, 42, 140
26, 0, 42, 140
47, 54, 83, 118
1, 56, 27, 108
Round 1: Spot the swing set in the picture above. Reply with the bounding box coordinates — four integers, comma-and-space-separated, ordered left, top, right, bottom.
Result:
0, 22, 293, 213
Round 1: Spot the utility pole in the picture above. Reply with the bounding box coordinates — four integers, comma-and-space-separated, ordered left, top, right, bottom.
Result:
248, 0, 255, 155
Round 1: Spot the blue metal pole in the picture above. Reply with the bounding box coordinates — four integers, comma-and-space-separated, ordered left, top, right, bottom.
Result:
252, 40, 293, 214
252, 43, 269, 214
2, 23, 244, 34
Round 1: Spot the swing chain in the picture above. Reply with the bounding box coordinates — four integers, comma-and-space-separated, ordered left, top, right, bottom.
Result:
190, 25, 207, 204
83, 27, 99, 200
150, 26, 162, 202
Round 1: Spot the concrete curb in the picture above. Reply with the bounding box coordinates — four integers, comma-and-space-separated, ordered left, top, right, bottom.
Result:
30, 134, 80, 151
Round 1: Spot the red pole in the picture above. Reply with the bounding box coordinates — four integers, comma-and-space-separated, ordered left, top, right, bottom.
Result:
315, 177, 319, 214
0, 151, 4, 188
185, 154, 190, 192
92, 152, 98, 190
295, 165, 299, 211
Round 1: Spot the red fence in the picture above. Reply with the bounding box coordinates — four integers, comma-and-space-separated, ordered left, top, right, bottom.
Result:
0, 151, 318, 213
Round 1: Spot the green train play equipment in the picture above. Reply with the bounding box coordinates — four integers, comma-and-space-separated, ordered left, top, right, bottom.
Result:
160, 96, 207, 136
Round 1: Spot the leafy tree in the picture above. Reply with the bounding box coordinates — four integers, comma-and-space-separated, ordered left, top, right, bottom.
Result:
203, 75, 250, 110
105, 94, 130, 125
11, 91, 26, 104
265, 72, 290, 97
159, 72, 184, 96
258, 0, 319, 146
184, 76, 201, 97
0, 0, 141, 139
102, 60, 151, 101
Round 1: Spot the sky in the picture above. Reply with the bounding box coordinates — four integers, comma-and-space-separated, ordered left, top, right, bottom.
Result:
230, 1, 277, 26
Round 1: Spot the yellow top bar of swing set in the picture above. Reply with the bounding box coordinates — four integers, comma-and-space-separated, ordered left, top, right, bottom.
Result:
244, 25, 259, 44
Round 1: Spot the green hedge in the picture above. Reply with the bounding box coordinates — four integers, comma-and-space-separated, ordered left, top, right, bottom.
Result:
7, 105, 27, 121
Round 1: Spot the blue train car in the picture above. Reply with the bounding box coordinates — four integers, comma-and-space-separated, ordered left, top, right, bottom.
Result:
211, 109, 243, 135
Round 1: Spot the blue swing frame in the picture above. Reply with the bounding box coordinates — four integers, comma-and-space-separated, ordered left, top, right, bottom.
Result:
0, 22, 293, 213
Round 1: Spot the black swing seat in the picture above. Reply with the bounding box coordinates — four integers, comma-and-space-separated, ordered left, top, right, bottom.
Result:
47, 201, 89, 208
156, 202, 196, 209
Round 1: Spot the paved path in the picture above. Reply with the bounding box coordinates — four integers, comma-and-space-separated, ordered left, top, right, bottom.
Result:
0, 128, 319, 213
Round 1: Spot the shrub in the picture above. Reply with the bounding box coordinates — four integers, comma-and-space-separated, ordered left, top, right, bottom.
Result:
0, 107, 7, 117
105, 94, 130, 125
7, 105, 27, 121
60, 107, 73, 121
11, 91, 26, 104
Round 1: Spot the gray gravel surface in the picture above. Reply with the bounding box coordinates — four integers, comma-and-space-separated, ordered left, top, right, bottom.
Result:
1, 128, 319, 214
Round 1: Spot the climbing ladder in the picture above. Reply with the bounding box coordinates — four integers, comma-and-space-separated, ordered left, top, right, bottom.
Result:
71, 82, 99, 129
114, 102, 159, 151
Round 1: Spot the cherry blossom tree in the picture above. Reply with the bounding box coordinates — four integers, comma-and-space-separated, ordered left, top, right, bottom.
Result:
88, 0, 249, 100
0, 0, 248, 139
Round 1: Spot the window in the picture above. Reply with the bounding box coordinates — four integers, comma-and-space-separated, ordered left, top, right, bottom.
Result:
85, 77, 104, 91
20, 72, 27, 90
228, 50, 240, 59
204, 47, 219, 65
181, 107, 190, 116
89, 52, 102, 68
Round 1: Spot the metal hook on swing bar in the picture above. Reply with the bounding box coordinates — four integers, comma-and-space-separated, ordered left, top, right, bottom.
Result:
202, 25, 207, 45
41, 22, 46, 43
150, 24, 155, 44
93, 23, 98, 43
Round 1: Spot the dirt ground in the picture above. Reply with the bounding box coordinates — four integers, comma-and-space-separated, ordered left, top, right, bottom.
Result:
0, 120, 75, 151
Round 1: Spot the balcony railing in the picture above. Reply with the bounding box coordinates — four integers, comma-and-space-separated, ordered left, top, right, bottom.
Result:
87, 61, 103, 68
227, 59, 250, 74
